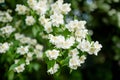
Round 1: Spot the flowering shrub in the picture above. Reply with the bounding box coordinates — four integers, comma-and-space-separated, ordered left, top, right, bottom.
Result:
0, 0, 102, 79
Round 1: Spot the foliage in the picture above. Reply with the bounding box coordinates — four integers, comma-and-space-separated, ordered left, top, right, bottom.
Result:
1, 0, 120, 80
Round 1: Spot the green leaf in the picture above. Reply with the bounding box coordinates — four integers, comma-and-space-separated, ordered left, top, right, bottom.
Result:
32, 63, 40, 71
70, 69, 73, 74
17, 59, 25, 65
32, 25, 40, 37
9, 64, 18, 71
8, 71, 14, 80
70, 71, 83, 80
47, 60, 55, 69
60, 57, 70, 66
86, 35, 92, 42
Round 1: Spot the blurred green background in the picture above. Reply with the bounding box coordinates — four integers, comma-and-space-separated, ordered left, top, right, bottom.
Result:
0, 0, 120, 80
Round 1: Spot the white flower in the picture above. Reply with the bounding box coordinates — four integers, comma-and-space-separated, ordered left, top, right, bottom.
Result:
34, 49, 43, 59
49, 34, 65, 48
0, 42, 10, 53
30, 39, 37, 45
5, 12, 13, 22
25, 16, 35, 26
51, 0, 71, 14
25, 59, 30, 65
69, 55, 81, 70
68, 48, 79, 57
88, 41, 102, 55
20, 37, 37, 45
80, 55, 86, 64
63, 36, 75, 49
32, 0, 48, 15
108, 9, 116, 16
47, 63, 59, 74
61, 3, 71, 14
51, 0, 63, 14
27, 0, 37, 8
77, 39, 91, 52
35, 44, 43, 56
49, 35, 75, 49
39, 15, 52, 33
35, 44, 43, 51
0, 25, 15, 37
44, 22, 53, 33
14, 33, 38, 45
46, 49, 59, 60
16, 46, 29, 55
78, 21, 87, 29
15, 4, 29, 15
26, 52, 33, 61
75, 29, 88, 41
14, 33, 25, 40
49, 34, 64, 44
39, 15, 50, 25
14, 64, 25, 73
66, 20, 86, 32
0, 11, 13, 23
14, 59, 20, 64
50, 13, 64, 27
19, 37, 31, 44
26, 52, 33, 65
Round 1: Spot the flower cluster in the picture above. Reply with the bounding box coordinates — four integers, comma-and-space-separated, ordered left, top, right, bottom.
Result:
25, 16, 35, 26
0, 10, 13, 23
49, 34, 75, 49
0, 42, 10, 53
46, 49, 60, 60
0, 25, 15, 37
15, 4, 29, 15
14, 64, 25, 73
0, 0, 102, 75
47, 63, 59, 74
68, 48, 87, 69
13, 33, 44, 73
